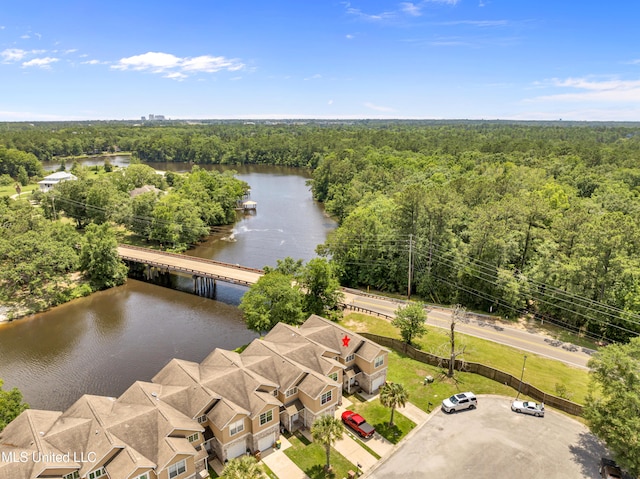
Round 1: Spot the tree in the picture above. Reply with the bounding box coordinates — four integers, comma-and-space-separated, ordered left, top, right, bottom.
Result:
80, 223, 128, 289
311, 414, 344, 472
392, 302, 427, 346
0, 380, 29, 432
379, 382, 409, 427
300, 258, 344, 320
239, 272, 304, 333
584, 336, 640, 477
221, 455, 264, 479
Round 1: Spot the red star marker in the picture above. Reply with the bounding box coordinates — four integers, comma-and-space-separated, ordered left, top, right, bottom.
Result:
342, 335, 350, 347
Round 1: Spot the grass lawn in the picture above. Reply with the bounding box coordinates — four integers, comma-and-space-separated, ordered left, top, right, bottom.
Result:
341, 313, 590, 404
284, 433, 356, 479
0, 183, 39, 197
344, 393, 415, 445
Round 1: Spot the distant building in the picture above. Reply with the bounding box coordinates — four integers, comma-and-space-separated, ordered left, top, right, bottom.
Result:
38, 171, 78, 192
141, 116, 146, 121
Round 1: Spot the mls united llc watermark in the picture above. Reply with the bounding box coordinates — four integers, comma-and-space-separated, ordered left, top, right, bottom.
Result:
1, 451, 97, 463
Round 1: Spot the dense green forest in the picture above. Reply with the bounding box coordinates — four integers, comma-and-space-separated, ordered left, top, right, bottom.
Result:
2, 120, 640, 341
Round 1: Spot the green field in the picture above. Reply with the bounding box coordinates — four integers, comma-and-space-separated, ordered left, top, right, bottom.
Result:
340, 313, 590, 404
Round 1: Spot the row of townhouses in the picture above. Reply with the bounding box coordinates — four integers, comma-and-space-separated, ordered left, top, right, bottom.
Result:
0, 315, 389, 479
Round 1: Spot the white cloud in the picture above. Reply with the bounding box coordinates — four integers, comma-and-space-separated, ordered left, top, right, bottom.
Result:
346, 34, 355, 39
181, 55, 243, 72
21, 34, 30, 39
328, 99, 334, 105
81, 59, 106, 65
528, 77, 640, 103
64, 49, 78, 54
304, 73, 322, 80
164, 71, 188, 80
113, 52, 181, 71
22, 57, 59, 68
364, 102, 395, 112
400, 2, 422, 16
112, 51, 244, 79
347, 0, 459, 23
1, 48, 27, 62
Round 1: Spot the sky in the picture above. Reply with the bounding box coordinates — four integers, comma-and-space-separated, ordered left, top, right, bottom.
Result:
1, 0, 640, 121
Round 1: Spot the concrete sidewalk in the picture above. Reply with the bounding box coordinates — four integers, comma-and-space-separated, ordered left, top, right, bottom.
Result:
262, 450, 310, 479
210, 434, 310, 479
396, 401, 430, 424
333, 432, 378, 473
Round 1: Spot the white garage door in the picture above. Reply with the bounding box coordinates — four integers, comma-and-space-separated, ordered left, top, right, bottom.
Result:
371, 377, 385, 392
227, 440, 246, 459
258, 433, 275, 451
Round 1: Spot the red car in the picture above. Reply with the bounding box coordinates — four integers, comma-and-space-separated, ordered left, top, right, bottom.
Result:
341, 410, 376, 438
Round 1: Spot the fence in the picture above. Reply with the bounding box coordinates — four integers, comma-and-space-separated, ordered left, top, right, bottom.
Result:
360, 332, 584, 417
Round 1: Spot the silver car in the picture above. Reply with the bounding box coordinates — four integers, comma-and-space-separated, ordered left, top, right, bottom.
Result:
441, 392, 477, 413
511, 400, 545, 417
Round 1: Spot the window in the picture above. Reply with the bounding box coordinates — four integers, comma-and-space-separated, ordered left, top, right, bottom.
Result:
230, 419, 244, 436
285, 387, 298, 398
64, 473, 79, 479
374, 355, 384, 368
187, 432, 199, 442
168, 459, 187, 479
345, 354, 355, 363
321, 391, 332, 405
328, 372, 338, 382
197, 414, 207, 424
259, 409, 273, 426
272, 389, 278, 396
88, 468, 105, 479
134, 474, 149, 479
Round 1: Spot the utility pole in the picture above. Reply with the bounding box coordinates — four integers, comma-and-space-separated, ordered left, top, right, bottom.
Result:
407, 234, 413, 300
51, 195, 57, 221
516, 355, 527, 399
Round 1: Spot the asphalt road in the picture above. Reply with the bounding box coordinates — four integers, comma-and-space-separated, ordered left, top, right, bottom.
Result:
342, 291, 593, 369
365, 396, 608, 479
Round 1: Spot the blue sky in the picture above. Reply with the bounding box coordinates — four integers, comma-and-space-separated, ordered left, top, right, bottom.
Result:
1, 0, 640, 121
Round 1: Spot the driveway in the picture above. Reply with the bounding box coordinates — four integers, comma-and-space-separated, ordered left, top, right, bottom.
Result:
365, 395, 608, 479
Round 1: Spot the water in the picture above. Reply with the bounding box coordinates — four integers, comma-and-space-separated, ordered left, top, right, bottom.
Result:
0, 163, 336, 410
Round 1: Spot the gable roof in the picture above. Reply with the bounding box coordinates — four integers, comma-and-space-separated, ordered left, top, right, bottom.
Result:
299, 314, 388, 361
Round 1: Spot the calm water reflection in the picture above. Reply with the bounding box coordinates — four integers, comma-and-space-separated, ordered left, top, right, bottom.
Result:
0, 163, 335, 410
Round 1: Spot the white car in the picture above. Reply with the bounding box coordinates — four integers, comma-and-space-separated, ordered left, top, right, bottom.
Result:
511, 400, 545, 417
441, 392, 477, 413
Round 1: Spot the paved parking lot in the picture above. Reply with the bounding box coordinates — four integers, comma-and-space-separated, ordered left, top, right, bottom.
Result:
366, 395, 609, 479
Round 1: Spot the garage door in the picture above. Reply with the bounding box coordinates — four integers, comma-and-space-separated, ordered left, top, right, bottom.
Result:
258, 433, 275, 451
371, 377, 385, 392
227, 440, 246, 459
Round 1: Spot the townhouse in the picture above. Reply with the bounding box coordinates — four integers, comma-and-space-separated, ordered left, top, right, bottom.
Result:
0, 315, 388, 479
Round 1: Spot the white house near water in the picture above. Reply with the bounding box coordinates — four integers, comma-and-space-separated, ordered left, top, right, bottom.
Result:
38, 171, 78, 192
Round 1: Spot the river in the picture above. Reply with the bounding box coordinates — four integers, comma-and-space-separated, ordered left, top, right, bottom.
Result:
0, 160, 336, 411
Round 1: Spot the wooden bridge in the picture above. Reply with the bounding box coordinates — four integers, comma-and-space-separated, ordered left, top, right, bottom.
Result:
118, 245, 264, 297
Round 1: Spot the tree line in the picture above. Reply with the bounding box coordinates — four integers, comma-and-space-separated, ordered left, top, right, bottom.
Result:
309, 125, 640, 342
3, 120, 640, 341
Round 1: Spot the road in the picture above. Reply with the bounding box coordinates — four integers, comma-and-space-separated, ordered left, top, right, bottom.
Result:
342, 291, 593, 369
117, 245, 594, 369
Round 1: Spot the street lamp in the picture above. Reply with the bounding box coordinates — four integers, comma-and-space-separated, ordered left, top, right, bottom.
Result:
516, 355, 527, 399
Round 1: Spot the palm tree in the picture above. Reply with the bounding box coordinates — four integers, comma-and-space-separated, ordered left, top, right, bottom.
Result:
221, 455, 265, 479
379, 382, 409, 427
311, 414, 344, 472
